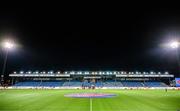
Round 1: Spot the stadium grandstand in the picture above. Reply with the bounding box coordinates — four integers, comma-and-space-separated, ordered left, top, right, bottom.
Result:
9, 71, 175, 89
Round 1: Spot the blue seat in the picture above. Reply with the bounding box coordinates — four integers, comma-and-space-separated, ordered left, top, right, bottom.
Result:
121, 82, 143, 87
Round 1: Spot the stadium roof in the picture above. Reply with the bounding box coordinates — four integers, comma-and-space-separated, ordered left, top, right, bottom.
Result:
9, 71, 174, 77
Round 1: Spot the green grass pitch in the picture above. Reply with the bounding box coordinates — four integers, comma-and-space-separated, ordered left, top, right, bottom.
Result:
0, 89, 180, 111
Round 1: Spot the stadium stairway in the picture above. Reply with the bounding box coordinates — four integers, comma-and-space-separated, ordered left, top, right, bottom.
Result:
103, 81, 118, 87
144, 82, 168, 87
40, 81, 64, 87
115, 82, 124, 87
62, 81, 82, 87
121, 81, 143, 87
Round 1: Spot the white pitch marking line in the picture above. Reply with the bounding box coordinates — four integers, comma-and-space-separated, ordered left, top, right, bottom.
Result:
90, 98, 92, 111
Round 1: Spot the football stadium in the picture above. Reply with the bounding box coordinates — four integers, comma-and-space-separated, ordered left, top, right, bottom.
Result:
1, 7, 180, 111
0, 71, 180, 111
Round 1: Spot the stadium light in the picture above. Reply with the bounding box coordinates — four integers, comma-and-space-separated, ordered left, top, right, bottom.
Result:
162, 39, 180, 76
70, 71, 75, 74
168, 40, 180, 49
20, 71, 24, 74
1, 39, 16, 84
150, 71, 154, 74
165, 72, 169, 74
163, 39, 180, 50
2, 40, 15, 50
85, 72, 89, 74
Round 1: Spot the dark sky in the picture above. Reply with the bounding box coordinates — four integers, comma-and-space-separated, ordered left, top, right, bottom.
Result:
0, 7, 180, 76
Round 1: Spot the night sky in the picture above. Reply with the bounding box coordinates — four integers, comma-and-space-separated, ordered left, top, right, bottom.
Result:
0, 7, 180, 77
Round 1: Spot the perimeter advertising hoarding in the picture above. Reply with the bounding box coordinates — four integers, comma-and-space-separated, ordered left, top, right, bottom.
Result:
175, 78, 180, 87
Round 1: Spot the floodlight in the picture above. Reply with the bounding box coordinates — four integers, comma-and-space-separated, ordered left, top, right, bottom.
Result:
2, 40, 14, 49
169, 41, 179, 49
70, 71, 75, 74
85, 72, 89, 74
1, 39, 17, 83
165, 72, 169, 74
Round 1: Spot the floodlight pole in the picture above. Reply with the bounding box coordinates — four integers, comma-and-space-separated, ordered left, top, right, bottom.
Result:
175, 48, 180, 77
1, 49, 9, 85
170, 41, 180, 86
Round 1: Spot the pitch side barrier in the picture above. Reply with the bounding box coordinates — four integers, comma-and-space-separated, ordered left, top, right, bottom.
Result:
102, 87, 178, 90
6, 86, 179, 90
7, 86, 79, 89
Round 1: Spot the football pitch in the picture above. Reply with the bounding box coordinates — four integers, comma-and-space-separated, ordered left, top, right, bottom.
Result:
0, 89, 179, 111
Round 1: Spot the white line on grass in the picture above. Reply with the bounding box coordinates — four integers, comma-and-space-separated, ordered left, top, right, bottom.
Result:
90, 98, 92, 111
